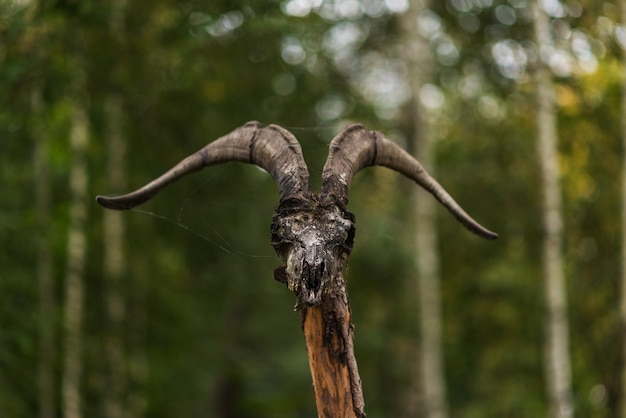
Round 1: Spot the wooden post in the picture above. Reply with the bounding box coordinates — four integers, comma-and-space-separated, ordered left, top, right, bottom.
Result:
271, 200, 366, 417
301, 279, 365, 418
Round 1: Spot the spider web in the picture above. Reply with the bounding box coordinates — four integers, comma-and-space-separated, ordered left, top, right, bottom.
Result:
124, 123, 342, 274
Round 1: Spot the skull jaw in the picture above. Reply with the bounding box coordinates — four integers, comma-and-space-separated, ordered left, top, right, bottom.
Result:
301, 286, 323, 305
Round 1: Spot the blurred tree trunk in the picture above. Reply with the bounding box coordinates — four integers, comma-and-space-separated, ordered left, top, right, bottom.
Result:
531, 2, 573, 418
103, 95, 127, 418
33, 90, 56, 418
104, 4, 130, 417
127, 269, 149, 418
63, 101, 89, 418
621, 0, 626, 415
400, 2, 448, 418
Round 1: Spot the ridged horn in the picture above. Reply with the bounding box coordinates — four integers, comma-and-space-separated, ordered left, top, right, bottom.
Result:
320, 124, 498, 240
96, 121, 310, 210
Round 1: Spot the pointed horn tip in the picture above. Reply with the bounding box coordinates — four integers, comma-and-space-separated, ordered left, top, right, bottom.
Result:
484, 231, 499, 240
477, 228, 498, 240
95, 195, 135, 211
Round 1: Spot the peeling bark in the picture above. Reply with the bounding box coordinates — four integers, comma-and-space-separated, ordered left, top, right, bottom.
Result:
272, 197, 364, 417
301, 290, 365, 418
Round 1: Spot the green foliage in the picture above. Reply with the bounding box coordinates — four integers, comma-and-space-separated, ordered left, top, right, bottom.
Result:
2, 0, 625, 416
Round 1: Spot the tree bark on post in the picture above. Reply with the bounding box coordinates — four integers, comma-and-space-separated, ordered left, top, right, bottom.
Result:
300, 281, 365, 418
271, 199, 366, 418
531, 2, 574, 417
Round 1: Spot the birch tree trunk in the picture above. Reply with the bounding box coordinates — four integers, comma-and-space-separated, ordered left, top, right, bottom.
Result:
63, 101, 89, 418
103, 95, 127, 418
33, 90, 56, 418
400, 2, 448, 417
531, 2, 573, 417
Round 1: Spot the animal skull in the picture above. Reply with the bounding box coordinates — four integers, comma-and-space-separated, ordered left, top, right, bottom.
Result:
271, 199, 355, 305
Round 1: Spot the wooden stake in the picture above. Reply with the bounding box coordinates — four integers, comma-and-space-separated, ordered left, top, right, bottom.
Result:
301, 279, 365, 418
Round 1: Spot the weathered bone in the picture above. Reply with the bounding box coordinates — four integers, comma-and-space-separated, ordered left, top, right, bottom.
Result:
271, 199, 354, 305
321, 123, 498, 240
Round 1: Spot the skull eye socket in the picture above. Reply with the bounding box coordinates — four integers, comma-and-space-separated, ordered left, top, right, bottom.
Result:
343, 226, 355, 250
271, 223, 294, 258
274, 241, 294, 259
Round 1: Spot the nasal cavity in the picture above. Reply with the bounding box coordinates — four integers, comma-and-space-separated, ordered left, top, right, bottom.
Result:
304, 261, 324, 291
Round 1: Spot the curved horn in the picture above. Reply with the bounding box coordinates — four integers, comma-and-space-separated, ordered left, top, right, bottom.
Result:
320, 124, 498, 240
96, 121, 310, 210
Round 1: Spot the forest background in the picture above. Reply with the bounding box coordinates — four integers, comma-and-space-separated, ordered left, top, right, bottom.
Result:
1, 0, 624, 417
